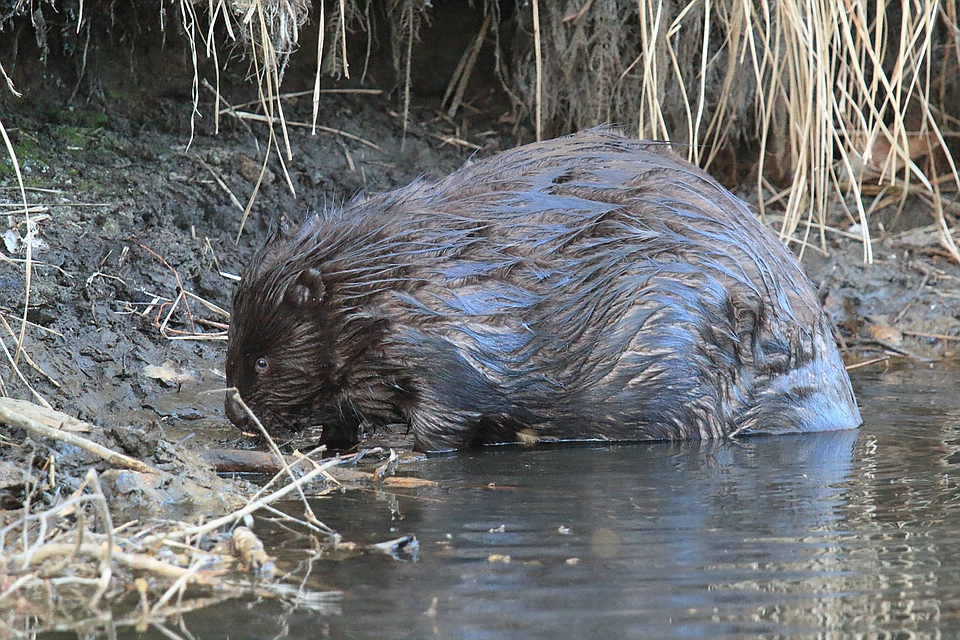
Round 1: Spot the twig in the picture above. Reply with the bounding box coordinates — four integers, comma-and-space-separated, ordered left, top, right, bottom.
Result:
446, 14, 491, 118
425, 131, 482, 150
339, 0, 350, 79
85, 469, 114, 608
183, 290, 230, 318
181, 154, 245, 213
225, 88, 382, 113
0, 332, 52, 407
0, 60, 21, 97
158, 290, 227, 340
0, 322, 63, 384
0, 204, 46, 213
902, 330, 960, 342
0, 113, 33, 368
532, 0, 543, 141
140, 453, 350, 547
336, 139, 356, 172
140, 243, 205, 338
312, 0, 326, 134
151, 557, 211, 615
401, 1, 413, 145
782, 232, 830, 257
0, 202, 111, 208
859, 339, 936, 361
11, 542, 222, 581
221, 109, 383, 151
158, 290, 228, 341
845, 355, 891, 370
0, 402, 166, 475
0, 186, 63, 193
229, 391, 334, 536
200, 79, 257, 143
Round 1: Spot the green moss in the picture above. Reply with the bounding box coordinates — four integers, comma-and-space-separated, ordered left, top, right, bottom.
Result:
10, 135, 40, 160
59, 125, 96, 149
99, 130, 129, 152
89, 112, 110, 128
70, 178, 107, 194
61, 108, 109, 129
0, 133, 49, 181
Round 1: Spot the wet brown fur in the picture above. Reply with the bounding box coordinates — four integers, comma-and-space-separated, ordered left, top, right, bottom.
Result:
225, 128, 860, 451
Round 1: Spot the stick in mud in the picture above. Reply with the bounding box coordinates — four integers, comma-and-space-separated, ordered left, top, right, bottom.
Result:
0, 401, 164, 475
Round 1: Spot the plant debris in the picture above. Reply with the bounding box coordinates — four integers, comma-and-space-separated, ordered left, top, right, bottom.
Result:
0, 397, 429, 636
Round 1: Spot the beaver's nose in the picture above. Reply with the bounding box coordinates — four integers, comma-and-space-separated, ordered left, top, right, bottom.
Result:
224, 392, 250, 430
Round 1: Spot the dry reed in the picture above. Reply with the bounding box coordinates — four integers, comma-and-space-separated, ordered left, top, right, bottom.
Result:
7, 0, 955, 258
510, 0, 959, 261
0, 398, 418, 635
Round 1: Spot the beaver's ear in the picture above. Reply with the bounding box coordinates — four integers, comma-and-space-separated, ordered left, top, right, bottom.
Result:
246, 216, 304, 280
284, 268, 325, 309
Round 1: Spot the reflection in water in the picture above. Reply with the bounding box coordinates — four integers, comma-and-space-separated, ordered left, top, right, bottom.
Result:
397, 432, 861, 640
167, 365, 960, 640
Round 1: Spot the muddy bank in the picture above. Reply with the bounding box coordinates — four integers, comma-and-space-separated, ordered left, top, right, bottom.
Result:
0, 73, 492, 520
806, 215, 960, 362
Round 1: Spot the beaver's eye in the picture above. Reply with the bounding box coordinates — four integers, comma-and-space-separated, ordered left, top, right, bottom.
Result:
255, 357, 269, 374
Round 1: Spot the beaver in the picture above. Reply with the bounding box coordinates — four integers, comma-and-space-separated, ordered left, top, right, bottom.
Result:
224, 128, 861, 452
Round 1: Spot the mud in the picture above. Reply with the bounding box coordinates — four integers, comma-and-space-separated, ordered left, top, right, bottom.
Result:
805, 216, 960, 361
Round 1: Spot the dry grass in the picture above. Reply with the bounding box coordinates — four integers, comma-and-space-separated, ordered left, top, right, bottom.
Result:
0, 398, 423, 636
513, 0, 960, 262
6, 0, 955, 258
0, 462, 344, 636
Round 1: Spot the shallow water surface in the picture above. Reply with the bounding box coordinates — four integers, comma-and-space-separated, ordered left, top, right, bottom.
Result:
191, 365, 960, 639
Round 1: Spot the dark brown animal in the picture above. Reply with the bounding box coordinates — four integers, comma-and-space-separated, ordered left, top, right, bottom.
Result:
224, 129, 860, 452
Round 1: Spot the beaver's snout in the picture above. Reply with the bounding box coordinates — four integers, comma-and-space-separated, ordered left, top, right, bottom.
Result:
224, 393, 250, 432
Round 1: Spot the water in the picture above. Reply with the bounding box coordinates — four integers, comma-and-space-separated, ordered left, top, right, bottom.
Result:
184, 365, 960, 639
